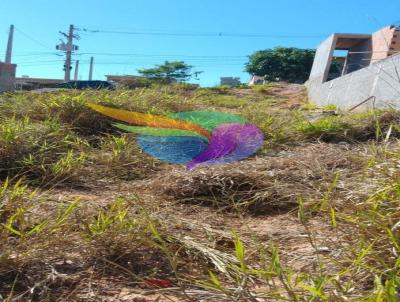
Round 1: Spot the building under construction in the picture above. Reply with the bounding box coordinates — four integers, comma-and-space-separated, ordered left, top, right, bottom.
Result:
306, 25, 400, 110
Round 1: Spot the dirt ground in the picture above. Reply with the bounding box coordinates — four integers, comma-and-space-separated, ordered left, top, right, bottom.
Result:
43, 142, 370, 301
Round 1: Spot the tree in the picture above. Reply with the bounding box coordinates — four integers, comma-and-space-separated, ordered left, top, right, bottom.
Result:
137, 61, 202, 82
245, 47, 316, 83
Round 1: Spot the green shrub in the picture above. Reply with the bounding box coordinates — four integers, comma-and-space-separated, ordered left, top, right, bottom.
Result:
241, 105, 305, 145
0, 117, 87, 184
296, 116, 349, 138
322, 103, 338, 111
116, 77, 155, 88
301, 102, 318, 111
237, 83, 250, 89
172, 82, 199, 91
203, 95, 249, 109
91, 134, 158, 180
251, 82, 280, 94
0, 91, 113, 135
209, 85, 231, 94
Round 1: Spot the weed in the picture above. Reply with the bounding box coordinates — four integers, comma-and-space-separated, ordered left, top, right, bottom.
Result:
322, 104, 338, 111
0, 117, 88, 184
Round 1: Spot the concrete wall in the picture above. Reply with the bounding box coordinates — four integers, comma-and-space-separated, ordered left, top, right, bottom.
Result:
306, 53, 400, 110
308, 34, 336, 84
0, 63, 16, 92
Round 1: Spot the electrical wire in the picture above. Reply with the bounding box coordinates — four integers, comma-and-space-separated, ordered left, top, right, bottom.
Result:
0, 52, 59, 57
76, 27, 327, 39
14, 27, 53, 50
77, 52, 247, 58
17, 59, 64, 64
15, 26, 305, 78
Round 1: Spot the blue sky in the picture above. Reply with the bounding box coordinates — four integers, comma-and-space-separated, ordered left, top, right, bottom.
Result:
0, 0, 399, 86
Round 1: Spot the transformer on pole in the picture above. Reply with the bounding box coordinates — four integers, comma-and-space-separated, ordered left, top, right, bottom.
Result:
57, 24, 79, 81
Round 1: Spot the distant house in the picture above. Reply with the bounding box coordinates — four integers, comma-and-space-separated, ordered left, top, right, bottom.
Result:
248, 75, 265, 85
220, 77, 241, 86
15, 77, 64, 90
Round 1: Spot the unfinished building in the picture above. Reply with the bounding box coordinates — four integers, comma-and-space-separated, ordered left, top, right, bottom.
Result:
306, 25, 400, 110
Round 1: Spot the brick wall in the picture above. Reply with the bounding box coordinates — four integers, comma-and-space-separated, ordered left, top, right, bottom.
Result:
371, 26, 400, 62
0, 62, 16, 92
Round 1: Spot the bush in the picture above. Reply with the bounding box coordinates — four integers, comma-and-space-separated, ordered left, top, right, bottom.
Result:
0, 118, 87, 184
246, 47, 316, 83
251, 82, 280, 94
296, 116, 349, 138
115, 77, 155, 88
172, 82, 199, 91
209, 85, 232, 94
90, 134, 158, 181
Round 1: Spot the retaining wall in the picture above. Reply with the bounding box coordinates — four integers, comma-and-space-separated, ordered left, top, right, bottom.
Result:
306, 53, 400, 110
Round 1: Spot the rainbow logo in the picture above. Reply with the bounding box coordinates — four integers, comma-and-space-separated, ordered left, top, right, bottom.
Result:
88, 103, 264, 170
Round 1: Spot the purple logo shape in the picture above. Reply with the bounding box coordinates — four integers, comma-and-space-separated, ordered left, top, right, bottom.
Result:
187, 123, 264, 170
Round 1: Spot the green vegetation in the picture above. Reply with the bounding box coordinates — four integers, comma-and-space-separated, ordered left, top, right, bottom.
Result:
1, 84, 400, 301
246, 47, 316, 83
0, 117, 87, 184
138, 60, 202, 82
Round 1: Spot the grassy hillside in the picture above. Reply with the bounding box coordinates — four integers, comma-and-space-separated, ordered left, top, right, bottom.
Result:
0, 83, 399, 301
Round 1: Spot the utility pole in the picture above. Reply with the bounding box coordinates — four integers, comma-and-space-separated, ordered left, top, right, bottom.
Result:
88, 56, 94, 80
64, 24, 74, 81
74, 60, 79, 81
5, 25, 14, 63
57, 24, 79, 81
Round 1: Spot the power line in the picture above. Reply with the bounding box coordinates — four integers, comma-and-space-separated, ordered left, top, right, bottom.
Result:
16, 26, 315, 79
15, 55, 247, 65
16, 60, 244, 66
77, 52, 248, 58
14, 27, 53, 50
17, 59, 65, 64
75, 62, 245, 66
17, 62, 65, 67
0, 52, 60, 57
2, 51, 247, 59
74, 59, 246, 64
76, 27, 327, 39
42, 59, 244, 65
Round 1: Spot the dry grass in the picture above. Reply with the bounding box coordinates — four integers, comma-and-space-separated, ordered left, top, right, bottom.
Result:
1, 84, 400, 301
155, 143, 362, 215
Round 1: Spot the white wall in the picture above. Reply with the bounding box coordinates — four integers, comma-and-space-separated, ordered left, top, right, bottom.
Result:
306, 53, 400, 110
